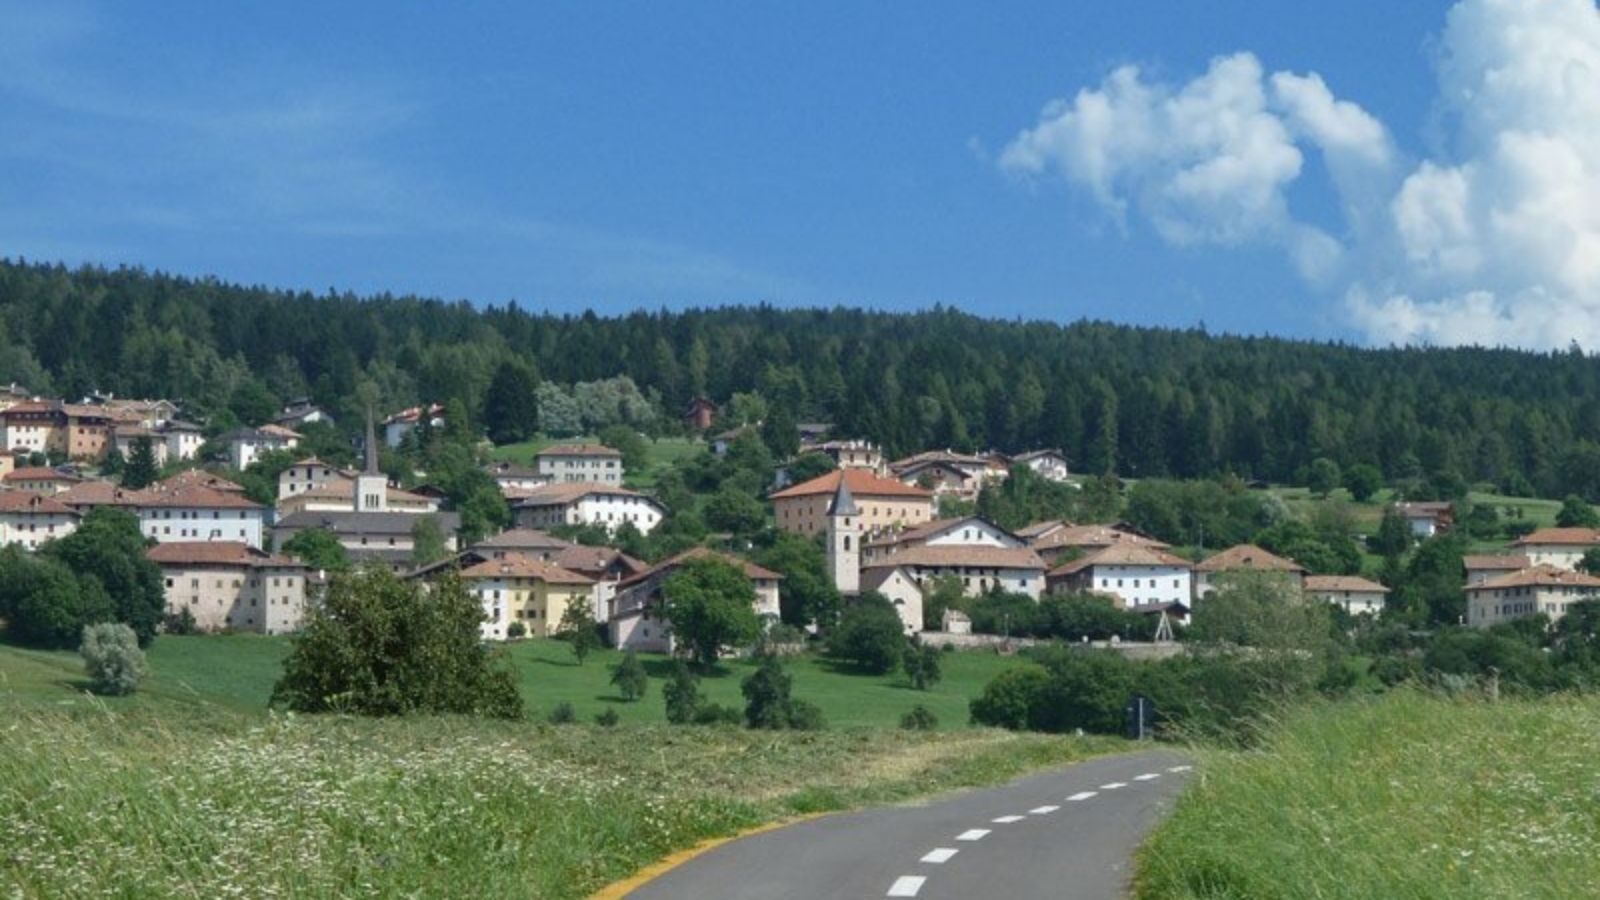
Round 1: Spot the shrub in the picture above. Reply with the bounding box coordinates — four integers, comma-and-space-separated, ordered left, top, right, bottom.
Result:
693, 703, 744, 726
663, 660, 703, 724
79, 623, 147, 696
969, 665, 1050, 730
968, 591, 1044, 637
903, 641, 942, 690
162, 607, 198, 636
270, 568, 523, 719
824, 593, 905, 673
506, 620, 526, 639
548, 702, 577, 724
610, 650, 649, 701
741, 653, 823, 730
594, 708, 620, 727
900, 705, 939, 731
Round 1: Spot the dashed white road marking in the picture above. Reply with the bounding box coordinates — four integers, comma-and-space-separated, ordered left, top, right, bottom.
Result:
1030, 805, 1060, 815
1168, 765, 1193, 773
1134, 773, 1161, 781
1067, 791, 1098, 801
921, 848, 959, 864
1100, 782, 1127, 790
956, 829, 990, 841
887, 875, 926, 897
991, 815, 1025, 824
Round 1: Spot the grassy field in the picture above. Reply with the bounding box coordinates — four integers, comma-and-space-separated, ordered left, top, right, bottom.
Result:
0, 634, 1028, 730
1136, 690, 1600, 899
1, 634, 1114, 898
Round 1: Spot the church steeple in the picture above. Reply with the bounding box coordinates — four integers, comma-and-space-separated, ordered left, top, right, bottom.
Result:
364, 406, 380, 475
826, 473, 860, 596
355, 406, 388, 513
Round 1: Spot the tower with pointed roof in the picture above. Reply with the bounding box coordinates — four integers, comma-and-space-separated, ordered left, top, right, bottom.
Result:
354, 407, 388, 513
826, 475, 861, 596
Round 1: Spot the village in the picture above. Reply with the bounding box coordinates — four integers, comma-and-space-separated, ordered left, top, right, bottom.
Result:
0, 384, 1591, 651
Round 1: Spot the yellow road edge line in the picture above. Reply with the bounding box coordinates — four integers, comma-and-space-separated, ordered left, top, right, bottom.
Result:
589, 812, 830, 899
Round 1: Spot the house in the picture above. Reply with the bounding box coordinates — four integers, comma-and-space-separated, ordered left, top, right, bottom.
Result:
1046, 543, 1194, 611
535, 443, 624, 485
894, 458, 984, 499
151, 469, 250, 496
277, 458, 347, 499
1009, 449, 1071, 482
1466, 565, 1600, 628
609, 548, 782, 653
416, 530, 647, 622
861, 566, 927, 635
1396, 501, 1453, 538
710, 424, 757, 456
683, 397, 717, 432
137, 483, 266, 548
1304, 575, 1389, 616
0, 492, 79, 551
485, 461, 549, 492
276, 482, 440, 517
273, 510, 461, 569
512, 483, 664, 534
862, 516, 1026, 564
0, 383, 31, 411
1509, 528, 1600, 571
56, 480, 149, 513
471, 527, 576, 561
0, 401, 113, 460
458, 555, 595, 641
96, 397, 181, 429
2, 467, 84, 495
889, 450, 1000, 485
797, 422, 832, 445
864, 544, 1048, 605
0, 450, 14, 480
770, 469, 934, 536
1192, 544, 1306, 600
1023, 522, 1171, 565
221, 425, 301, 471
274, 397, 333, 430
383, 404, 445, 448
111, 425, 170, 467
147, 542, 309, 635
810, 439, 884, 472
551, 544, 651, 620
161, 421, 205, 462
1463, 554, 1532, 586
0, 400, 55, 455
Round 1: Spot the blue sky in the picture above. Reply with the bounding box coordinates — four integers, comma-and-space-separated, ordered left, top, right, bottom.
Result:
9, 1, 1598, 346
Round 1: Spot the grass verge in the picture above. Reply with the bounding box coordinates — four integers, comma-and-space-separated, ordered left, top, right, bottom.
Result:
1, 706, 1117, 898
1136, 689, 1600, 899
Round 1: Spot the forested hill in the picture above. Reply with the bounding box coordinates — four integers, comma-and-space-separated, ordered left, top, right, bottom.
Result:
3, 257, 1599, 498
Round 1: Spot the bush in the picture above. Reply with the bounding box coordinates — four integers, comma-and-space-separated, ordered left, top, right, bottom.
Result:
967, 592, 1044, 637
663, 660, 703, 724
824, 593, 906, 673
594, 708, 620, 727
900, 705, 939, 731
548, 702, 577, 724
610, 650, 649, 701
969, 665, 1050, 730
79, 623, 147, 696
693, 703, 744, 726
741, 653, 823, 730
506, 620, 526, 639
903, 641, 942, 690
270, 568, 523, 719
162, 607, 198, 636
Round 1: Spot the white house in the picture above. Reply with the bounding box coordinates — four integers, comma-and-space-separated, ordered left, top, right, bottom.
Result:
1304, 575, 1389, 616
609, 548, 782, 653
1008, 449, 1071, 482
535, 444, 624, 485
861, 545, 1048, 600
277, 458, 348, 499
513, 483, 664, 534
0, 492, 79, 551
222, 425, 301, 471
1509, 528, 1600, 571
1046, 543, 1194, 609
485, 461, 549, 492
138, 483, 266, 549
1396, 502, 1453, 538
1466, 565, 1600, 628
1463, 554, 1531, 586
274, 397, 333, 430
383, 404, 445, 448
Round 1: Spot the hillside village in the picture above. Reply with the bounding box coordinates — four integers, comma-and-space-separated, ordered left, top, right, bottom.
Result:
2, 381, 1595, 650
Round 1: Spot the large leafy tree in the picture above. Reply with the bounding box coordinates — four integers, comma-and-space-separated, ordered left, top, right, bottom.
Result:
281, 527, 351, 572
271, 567, 523, 718
0, 546, 114, 648
824, 593, 905, 674
42, 508, 166, 646
660, 556, 761, 669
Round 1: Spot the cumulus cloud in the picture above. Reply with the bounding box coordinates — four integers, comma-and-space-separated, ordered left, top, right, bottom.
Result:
1003, 0, 1600, 350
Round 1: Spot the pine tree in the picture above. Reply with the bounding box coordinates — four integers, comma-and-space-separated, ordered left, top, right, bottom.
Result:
122, 437, 159, 490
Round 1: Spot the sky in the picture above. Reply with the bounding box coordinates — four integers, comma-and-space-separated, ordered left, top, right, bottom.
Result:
2, 0, 1597, 348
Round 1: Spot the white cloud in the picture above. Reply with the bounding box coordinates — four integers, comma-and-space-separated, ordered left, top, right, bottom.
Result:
1003, 0, 1600, 350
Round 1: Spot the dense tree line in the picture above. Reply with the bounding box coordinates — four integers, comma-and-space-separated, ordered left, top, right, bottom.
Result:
9, 258, 1600, 498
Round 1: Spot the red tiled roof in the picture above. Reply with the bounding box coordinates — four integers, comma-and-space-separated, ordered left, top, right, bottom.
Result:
146, 541, 300, 568
1194, 544, 1306, 573
0, 492, 78, 515
616, 547, 781, 590
458, 555, 594, 584
862, 545, 1046, 571
769, 468, 933, 501
1304, 575, 1388, 593
512, 482, 653, 506
1030, 524, 1169, 551
138, 483, 262, 510
1511, 528, 1600, 547
1049, 543, 1193, 576
4, 467, 81, 483
537, 443, 622, 458
1469, 564, 1600, 590
1462, 554, 1531, 571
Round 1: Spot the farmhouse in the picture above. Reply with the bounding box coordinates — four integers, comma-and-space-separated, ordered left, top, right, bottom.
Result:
1192, 543, 1306, 600
1463, 553, 1532, 586
1466, 565, 1600, 628
220, 425, 301, 471
1509, 528, 1600, 571
458, 555, 594, 641
1008, 449, 1071, 481
1304, 575, 1389, 616
770, 469, 933, 536
535, 443, 624, 485
512, 483, 664, 534
1022, 521, 1170, 565
148, 542, 309, 635
0, 492, 79, 551
1046, 543, 1194, 609
609, 548, 782, 653
1395, 501, 1453, 538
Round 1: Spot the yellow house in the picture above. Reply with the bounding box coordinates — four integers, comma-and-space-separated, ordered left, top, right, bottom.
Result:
769, 469, 934, 536
459, 555, 595, 640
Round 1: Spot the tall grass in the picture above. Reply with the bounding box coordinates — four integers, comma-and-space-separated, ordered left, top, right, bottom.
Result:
1, 706, 1115, 898
1137, 690, 1600, 899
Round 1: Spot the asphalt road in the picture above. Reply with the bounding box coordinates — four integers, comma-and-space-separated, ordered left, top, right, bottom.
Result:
627, 749, 1192, 900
